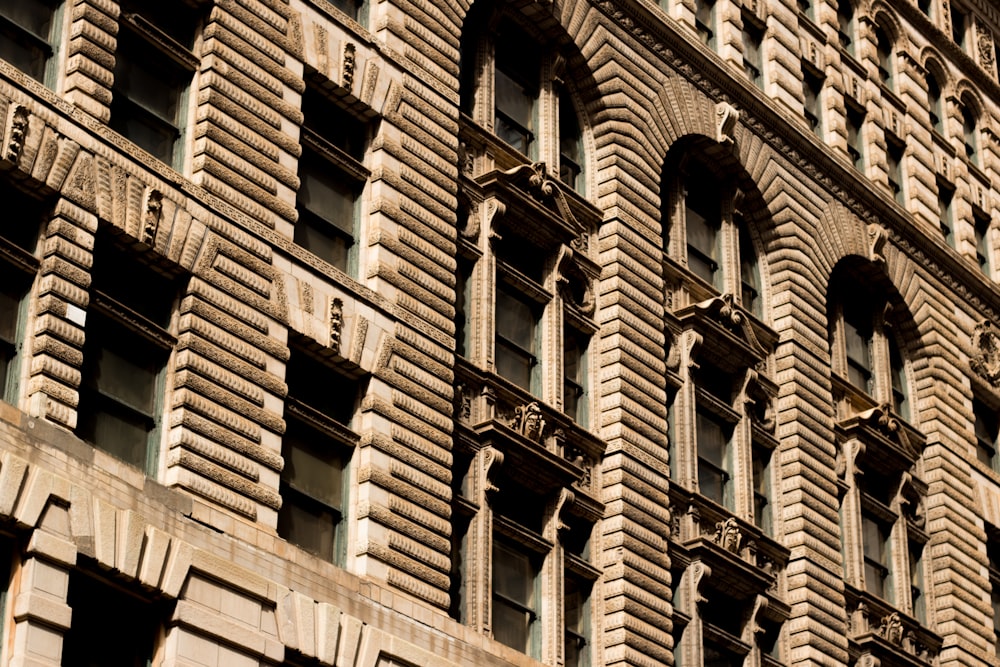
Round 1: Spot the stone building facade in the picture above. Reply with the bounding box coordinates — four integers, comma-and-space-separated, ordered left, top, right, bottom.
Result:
1, 0, 1000, 665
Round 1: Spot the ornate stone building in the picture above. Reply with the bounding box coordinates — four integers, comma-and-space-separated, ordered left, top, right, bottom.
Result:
1, 0, 1000, 665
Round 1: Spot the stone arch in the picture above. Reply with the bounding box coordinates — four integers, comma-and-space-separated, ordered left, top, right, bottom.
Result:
869, 2, 907, 52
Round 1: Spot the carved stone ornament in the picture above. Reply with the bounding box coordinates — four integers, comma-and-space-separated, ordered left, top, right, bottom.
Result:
343, 43, 357, 90
6, 104, 29, 162
455, 383, 472, 420
459, 192, 479, 239
971, 320, 1000, 386
330, 297, 344, 355
977, 18, 995, 73
512, 402, 545, 442
482, 446, 504, 496
692, 293, 765, 355
499, 162, 587, 240
868, 222, 889, 265
857, 403, 910, 454
878, 612, 904, 645
555, 246, 595, 316
714, 517, 743, 554
716, 102, 739, 145
141, 188, 164, 245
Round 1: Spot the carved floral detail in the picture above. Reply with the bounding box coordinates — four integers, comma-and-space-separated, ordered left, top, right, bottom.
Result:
512, 402, 545, 442
6, 104, 29, 162
878, 612, 904, 645
343, 43, 356, 90
330, 297, 344, 355
971, 320, 1000, 386
714, 517, 743, 553
141, 188, 163, 245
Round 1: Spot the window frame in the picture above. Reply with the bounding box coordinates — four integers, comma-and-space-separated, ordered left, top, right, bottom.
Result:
0, 0, 64, 88
277, 345, 361, 566
294, 85, 371, 277
110, 2, 201, 171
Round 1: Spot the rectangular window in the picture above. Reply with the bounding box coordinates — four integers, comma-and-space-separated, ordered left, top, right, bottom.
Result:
843, 306, 873, 394
278, 348, 359, 565
695, 0, 717, 49
492, 539, 541, 657
976, 398, 1000, 472
862, 513, 892, 601
888, 336, 908, 420
110, 2, 200, 170
803, 68, 823, 136
329, 0, 365, 22
846, 104, 865, 171
697, 409, 733, 509
752, 445, 773, 535
938, 181, 955, 246
296, 87, 369, 275
565, 573, 592, 667
494, 22, 540, 158
76, 233, 179, 473
0, 0, 62, 87
951, 4, 968, 48
0, 184, 43, 404
909, 540, 925, 624
976, 213, 992, 277
62, 568, 161, 666
495, 285, 541, 394
563, 326, 590, 426
455, 257, 474, 359
738, 221, 761, 318
886, 139, 905, 205
685, 176, 722, 287
559, 91, 583, 192
742, 18, 764, 88
989, 537, 1000, 656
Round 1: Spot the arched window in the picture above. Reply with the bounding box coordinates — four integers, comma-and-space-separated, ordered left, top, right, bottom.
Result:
961, 98, 980, 166
459, 11, 588, 194
837, 0, 857, 55
926, 70, 944, 134
874, 24, 894, 91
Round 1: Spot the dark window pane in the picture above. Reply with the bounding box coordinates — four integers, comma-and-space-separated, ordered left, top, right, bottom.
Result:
0, 0, 57, 84
492, 540, 539, 655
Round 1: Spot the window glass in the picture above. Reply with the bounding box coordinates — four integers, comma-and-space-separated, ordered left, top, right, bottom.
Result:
564, 327, 589, 426
0, 0, 60, 86
862, 514, 891, 601
927, 72, 944, 134
565, 574, 591, 667
495, 286, 539, 392
843, 304, 873, 393
492, 540, 540, 655
697, 410, 731, 508
559, 91, 583, 191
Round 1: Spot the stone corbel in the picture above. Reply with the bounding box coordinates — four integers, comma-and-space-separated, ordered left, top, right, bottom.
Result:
742, 594, 769, 645
857, 403, 910, 453
971, 320, 1000, 386
330, 297, 344, 356
485, 197, 506, 244
499, 162, 586, 238
716, 102, 739, 145
5, 104, 29, 163
480, 446, 505, 499
141, 188, 164, 246
555, 245, 595, 316
867, 222, 889, 265
342, 43, 357, 90
692, 293, 765, 355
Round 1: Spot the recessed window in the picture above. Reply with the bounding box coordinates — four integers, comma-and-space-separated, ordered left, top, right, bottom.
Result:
976, 213, 992, 277
937, 179, 955, 246
927, 71, 944, 135
988, 535, 1000, 657
494, 21, 540, 158
0, 182, 44, 405
753, 444, 773, 535
62, 568, 164, 666
0, 0, 62, 87
329, 0, 366, 23
742, 16, 764, 88
951, 4, 969, 48
803, 68, 824, 136
695, 0, 717, 50
277, 347, 360, 564
697, 408, 734, 509
563, 326, 590, 426
295, 86, 369, 276
492, 539, 541, 656
76, 232, 180, 473
976, 398, 1000, 473
886, 139, 905, 205
962, 102, 980, 166
495, 284, 542, 394
862, 512, 892, 600
837, 0, 857, 55
564, 573, 592, 667
845, 103, 865, 171
874, 24, 894, 91
110, 1, 200, 170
